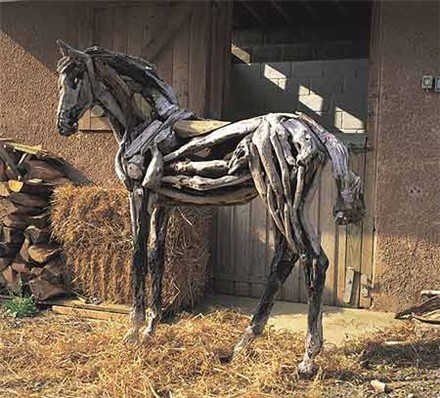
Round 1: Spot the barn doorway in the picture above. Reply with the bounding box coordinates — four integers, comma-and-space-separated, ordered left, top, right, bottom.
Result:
213, 1, 373, 308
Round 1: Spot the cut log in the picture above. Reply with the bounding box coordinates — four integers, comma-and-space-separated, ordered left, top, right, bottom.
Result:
28, 277, 66, 301
0, 242, 21, 258
28, 212, 51, 229
9, 192, 49, 208
7, 202, 44, 216
2, 226, 24, 245
0, 145, 22, 180
3, 214, 29, 230
24, 226, 51, 244
0, 257, 13, 272
0, 160, 8, 181
30, 267, 43, 277
0, 181, 10, 197
28, 243, 61, 264
19, 238, 31, 263
40, 258, 65, 285
8, 177, 71, 195
11, 262, 31, 274
2, 266, 19, 291
23, 159, 65, 181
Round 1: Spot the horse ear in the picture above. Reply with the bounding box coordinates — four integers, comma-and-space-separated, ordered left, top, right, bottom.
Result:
56, 39, 74, 57
56, 39, 88, 61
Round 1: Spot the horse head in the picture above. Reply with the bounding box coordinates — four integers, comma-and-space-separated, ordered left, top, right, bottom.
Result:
333, 170, 365, 225
56, 40, 95, 136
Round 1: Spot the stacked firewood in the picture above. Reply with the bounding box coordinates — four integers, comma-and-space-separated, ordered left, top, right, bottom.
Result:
0, 140, 85, 300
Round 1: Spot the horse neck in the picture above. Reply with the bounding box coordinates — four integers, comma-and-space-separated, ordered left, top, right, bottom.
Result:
92, 59, 145, 141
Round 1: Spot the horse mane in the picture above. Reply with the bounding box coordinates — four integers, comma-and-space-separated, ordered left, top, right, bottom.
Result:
297, 113, 359, 193
83, 46, 179, 105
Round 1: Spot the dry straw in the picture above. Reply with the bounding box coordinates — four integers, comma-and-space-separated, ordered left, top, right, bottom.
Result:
1, 309, 439, 397
50, 185, 213, 311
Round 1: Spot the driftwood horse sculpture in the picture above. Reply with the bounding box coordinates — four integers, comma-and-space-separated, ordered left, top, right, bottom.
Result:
55, 40, 365, 374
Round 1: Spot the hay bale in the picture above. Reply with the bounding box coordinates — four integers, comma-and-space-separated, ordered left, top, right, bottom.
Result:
51, 186, 212, 312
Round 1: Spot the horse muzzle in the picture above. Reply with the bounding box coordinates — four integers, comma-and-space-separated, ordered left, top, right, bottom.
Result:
57, 116, 78, 136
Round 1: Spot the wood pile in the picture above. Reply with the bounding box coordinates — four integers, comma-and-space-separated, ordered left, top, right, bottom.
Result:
0, 139, 87, 300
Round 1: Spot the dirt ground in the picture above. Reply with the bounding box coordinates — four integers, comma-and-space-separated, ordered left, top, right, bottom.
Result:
0, 307, 439, 398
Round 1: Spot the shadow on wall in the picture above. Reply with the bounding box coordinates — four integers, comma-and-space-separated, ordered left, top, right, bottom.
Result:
225, 57, 368, 137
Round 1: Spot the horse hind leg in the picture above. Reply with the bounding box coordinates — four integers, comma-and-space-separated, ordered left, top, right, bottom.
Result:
232, 230, 298, 358
298, 250, 328, 375
142, 206, 169, 342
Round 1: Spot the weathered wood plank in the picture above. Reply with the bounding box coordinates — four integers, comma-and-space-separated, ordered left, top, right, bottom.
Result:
345, 153, 364, 307
320, 162, 337, 305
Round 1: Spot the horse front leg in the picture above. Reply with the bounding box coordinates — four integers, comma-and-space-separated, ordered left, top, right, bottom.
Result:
142, 206, 169, 342
232, 230, 298, 358
123, 186, 150, 344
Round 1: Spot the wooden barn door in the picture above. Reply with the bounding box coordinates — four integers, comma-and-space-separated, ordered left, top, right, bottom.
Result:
214, 142, 374, 308
74, 1, 232, 131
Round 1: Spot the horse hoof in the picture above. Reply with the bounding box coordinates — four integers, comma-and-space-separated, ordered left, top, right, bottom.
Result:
298, 359, 317, 377
232, 327, 256, 359
122, 329, 140, 345
141, 329, 154, 344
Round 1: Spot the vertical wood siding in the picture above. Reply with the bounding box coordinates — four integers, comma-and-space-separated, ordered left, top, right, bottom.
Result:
214, 150, 373, 308
74, 1, 231, 130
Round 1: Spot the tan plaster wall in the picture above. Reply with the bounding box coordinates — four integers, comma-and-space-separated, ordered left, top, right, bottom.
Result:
372, 2, 440, 311
0, 3, 119, 186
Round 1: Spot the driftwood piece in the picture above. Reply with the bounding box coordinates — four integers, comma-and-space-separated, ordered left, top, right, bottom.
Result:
166, 159, 229, 177
28, 243, 61, 264
163, 117, 262, 163
9, 192, 49, 208
173, 119, 230, 138
24, 226, 51, 244
161, 174, 252, 191
124, 120, 163, 159
158, 186, 258, 206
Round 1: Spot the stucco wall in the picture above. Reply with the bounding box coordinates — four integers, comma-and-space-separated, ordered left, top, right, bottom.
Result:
0, 3, 120, 186
371, 2, 440, 311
